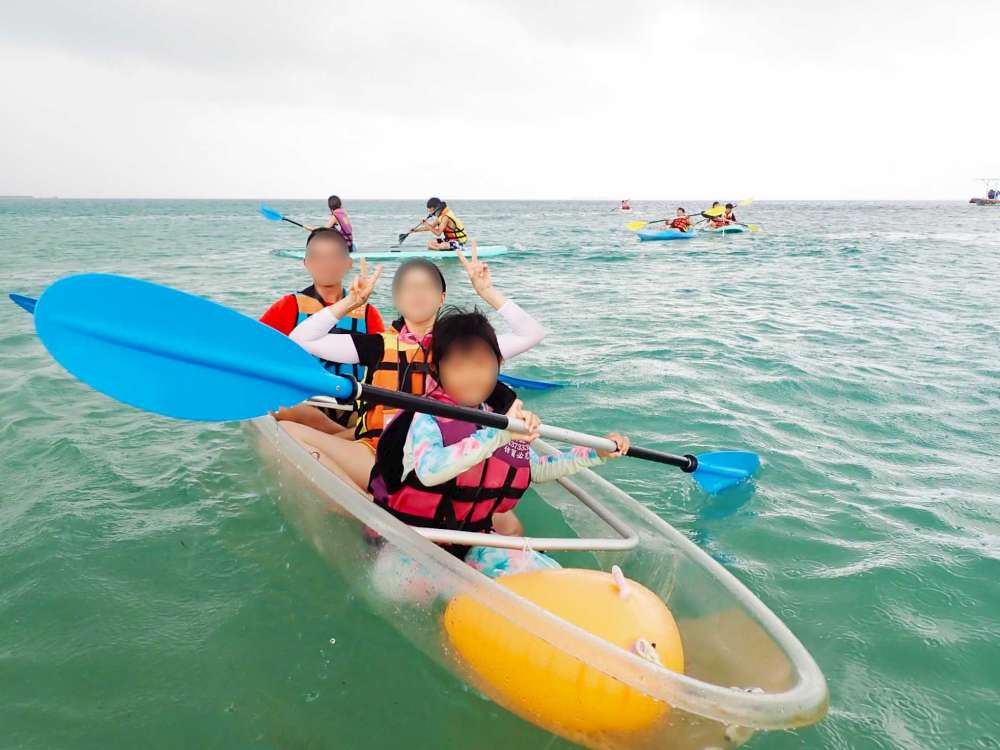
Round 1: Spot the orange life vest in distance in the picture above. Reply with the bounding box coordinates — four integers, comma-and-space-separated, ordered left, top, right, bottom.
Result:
669, 216, 690, 231
355, 322, 433, 445
439, 207, 468, 245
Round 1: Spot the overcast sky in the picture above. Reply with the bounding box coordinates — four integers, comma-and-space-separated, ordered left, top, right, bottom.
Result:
2, 1, 998, 199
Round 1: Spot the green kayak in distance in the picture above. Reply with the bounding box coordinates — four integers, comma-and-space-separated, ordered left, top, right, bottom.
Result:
274, 245, 510, 261
699, 225, 747, 235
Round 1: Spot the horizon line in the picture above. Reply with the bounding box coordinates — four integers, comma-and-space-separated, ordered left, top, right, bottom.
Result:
0, 196, 984, 202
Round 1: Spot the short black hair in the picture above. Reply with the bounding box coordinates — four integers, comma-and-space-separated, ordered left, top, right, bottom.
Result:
327, 195, 342, 211
305, 227, 349, 252
431, 307, 502, 367
392, 258, 446, 293
426, 197, 445, 212
725, 203, 734, 209
677, 207, 686, 212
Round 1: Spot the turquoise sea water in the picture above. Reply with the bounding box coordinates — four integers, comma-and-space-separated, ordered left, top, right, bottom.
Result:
1, 199, 998, 749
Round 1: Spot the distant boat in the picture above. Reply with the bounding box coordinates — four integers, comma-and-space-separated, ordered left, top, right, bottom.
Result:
970, 178, 1000, 205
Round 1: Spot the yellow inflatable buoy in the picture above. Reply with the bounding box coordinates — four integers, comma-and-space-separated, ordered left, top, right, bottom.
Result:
443, 567, 684, 736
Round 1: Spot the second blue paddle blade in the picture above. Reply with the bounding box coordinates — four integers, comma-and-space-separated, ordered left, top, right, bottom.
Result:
34, 274, 347, 422
692, 451, 761, 494
9, 293, 37, 313
497, 373, 565, 391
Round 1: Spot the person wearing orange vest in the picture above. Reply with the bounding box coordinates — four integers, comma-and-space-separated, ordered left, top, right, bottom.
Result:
668, 207, 691, 231
708, 203, 736, 228
260, 228, 385, 434
281, 242, 546, 504
412, 197, 469, 250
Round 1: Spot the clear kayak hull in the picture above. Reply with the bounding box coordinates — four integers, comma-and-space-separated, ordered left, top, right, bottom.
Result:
273, 245, 509, 260
247, 416, 827, 749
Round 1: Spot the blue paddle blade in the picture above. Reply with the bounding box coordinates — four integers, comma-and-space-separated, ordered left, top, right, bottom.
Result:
9, 293, 37, 313
34, 274, 352, 422
259, 204, 284, 222
692, 451, 760, 494
497, 373, 565, 391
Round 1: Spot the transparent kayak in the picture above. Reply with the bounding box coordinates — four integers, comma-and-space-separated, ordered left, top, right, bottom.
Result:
273, 244, 509, 261
248, 416, 827, 749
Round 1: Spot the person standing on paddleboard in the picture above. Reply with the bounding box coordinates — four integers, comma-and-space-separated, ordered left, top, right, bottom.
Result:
281, 242, 545, 539
260, 228, 385, 434
411, 197, 469, 251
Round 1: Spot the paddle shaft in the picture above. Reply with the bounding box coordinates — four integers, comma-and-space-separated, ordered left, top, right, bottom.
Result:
398, 211, 436, 245
283, 216, 308, 229
21, 274, 755, 492
356, 383, 697, 472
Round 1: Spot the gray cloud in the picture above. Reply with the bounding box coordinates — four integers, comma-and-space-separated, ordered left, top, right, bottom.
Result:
1, 0, 998, 198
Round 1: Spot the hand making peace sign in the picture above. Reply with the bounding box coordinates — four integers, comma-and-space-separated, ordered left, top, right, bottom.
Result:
345, 257, 384, 309
455, 240, 508, 311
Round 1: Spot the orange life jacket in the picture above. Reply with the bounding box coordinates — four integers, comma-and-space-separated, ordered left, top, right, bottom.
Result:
669, 216, 690, 231
439, 208, 468, 244
355, 321, 433, 445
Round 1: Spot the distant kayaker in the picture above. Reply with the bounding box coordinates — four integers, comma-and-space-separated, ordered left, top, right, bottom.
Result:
989, 188, 997, 200
669, 208, 691, 232
368, 307, 629, 575
621, 200, 631, 211
412, 197, 469, 250
709, 203, 736, 228
259, 228, 385, 434
281, 243, 545, 517
305, 195, 355, 252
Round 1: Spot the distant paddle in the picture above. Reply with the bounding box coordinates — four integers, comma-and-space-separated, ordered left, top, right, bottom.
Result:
9, 292, 568, 393
20, 275, 758, 493
397, 211, 436, 246
259, 204, 308, 230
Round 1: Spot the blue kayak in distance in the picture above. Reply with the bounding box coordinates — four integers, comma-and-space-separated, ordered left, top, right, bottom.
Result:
636, 228, 698, 242
274, 245, 510, 261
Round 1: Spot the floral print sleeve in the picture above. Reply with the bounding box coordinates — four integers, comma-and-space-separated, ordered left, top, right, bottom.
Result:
530, 445, 606, 483
401, 413, 607, 487
403, 413, 512, 487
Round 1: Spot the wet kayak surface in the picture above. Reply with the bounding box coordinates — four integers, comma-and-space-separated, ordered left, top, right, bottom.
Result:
1, 198, 998, 749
